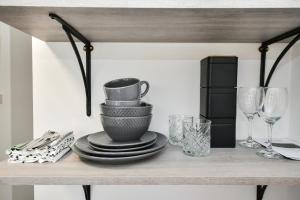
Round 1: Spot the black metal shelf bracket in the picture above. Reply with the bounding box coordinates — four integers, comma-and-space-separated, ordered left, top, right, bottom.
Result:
257, 185, 268, 200
82, 185, 91, 200
49, 13, 93, 116
259, 26, 300, 87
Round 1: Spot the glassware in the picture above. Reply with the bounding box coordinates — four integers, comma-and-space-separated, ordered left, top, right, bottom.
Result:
256, 87, 288, 159
182, 118, 211, 157
168, 115, 193, 146
237, 87, 262, 148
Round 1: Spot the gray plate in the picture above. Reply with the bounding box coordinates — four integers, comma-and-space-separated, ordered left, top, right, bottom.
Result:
90, 139, 157, 152
75, 133, 166, 157
72, 144, 166, 164
87, 131, 157, 149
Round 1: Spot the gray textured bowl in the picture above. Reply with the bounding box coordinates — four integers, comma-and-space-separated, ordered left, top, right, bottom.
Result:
101, 114, 152, 142
100, 103, 152, 117
105, 99, 141, 107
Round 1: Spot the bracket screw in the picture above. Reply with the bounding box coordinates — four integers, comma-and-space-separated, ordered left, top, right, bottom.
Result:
83, 45, 94, 51
259, 46, 269, 52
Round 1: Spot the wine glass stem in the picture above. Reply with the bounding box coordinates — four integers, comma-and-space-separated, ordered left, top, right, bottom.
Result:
247, 116, 254, 142
266, 123, 273, 152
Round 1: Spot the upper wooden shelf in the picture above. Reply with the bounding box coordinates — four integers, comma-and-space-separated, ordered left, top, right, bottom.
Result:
1, 145, 300, 185
1, 0, 300, 8
0, 3, 300, 43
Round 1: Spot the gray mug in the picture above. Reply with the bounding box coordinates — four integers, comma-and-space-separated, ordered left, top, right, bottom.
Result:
104, 78, 150, 100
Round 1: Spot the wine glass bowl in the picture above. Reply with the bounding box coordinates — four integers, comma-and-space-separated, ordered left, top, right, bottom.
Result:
237, 87, 262, 148
257, 87, 288, 159
259, 88, 288, 124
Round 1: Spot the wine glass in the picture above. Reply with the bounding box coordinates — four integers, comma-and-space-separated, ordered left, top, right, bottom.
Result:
238, 87, 262, 148
256, 87, 288, 159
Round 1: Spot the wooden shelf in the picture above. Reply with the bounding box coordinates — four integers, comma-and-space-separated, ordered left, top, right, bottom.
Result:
1, 145, 300, 185
0, 5, 300, 42
1, 0, 300, 8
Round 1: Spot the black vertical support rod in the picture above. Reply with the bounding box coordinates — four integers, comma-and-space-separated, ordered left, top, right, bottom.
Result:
257, 185, 268, 200
85, 43, 92, 116
82, 185, 91, 200
49, 13, 93, 116
259, 46, 268, 86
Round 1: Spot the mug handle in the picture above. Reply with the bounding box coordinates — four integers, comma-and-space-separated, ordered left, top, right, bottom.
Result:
140, 81, 150, 98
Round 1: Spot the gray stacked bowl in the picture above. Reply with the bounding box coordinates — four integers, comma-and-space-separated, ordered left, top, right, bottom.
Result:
101, 78, 152, 142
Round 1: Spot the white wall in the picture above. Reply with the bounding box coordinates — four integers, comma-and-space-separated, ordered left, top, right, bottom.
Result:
0, 22, 33, 200
32, 42, 292, 140
0, 21, 13, 200
32, 40, 299, 200
35, 185, 300, 200
10, 26, 33, 145
289, 43, 300, 142
0, 24, 11, 158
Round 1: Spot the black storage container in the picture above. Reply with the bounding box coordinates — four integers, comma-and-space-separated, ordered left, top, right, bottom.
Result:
201, 56, 238, 88
200, 56, 238, 148
200, 88, 236, 118
201, 116, 236, 148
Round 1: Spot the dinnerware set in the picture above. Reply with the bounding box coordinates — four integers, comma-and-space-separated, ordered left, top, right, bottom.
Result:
72, 78, 167, 164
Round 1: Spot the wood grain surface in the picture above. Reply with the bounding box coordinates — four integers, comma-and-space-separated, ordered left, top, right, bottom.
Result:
1, 1, 300, 8
0, 6, 300, 42
1, 145, 300, 185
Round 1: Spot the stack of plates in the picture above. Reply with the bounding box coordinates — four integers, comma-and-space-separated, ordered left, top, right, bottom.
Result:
72, 131, 167, 164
